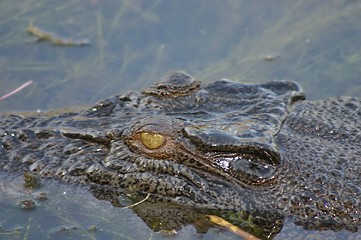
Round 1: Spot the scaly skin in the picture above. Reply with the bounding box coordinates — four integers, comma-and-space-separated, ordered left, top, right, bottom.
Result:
1, 72, 360, 238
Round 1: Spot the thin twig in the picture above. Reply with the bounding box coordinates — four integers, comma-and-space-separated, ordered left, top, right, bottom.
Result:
27, 22, 89, 46
207, 215, 261, 240
0, 81, 33, 101
121, 193, 151, 209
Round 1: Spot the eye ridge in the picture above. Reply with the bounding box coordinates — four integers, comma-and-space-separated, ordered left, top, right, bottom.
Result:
140, 132, 166, 149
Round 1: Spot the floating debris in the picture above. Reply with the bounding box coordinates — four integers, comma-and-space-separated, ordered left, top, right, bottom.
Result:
57, 226, 78, 233
158, 229, 178, 235
19, 199, 36, 210
23, 171, 41, 189
263, 54, 280, 61
207, 215, 260, 240
0, 80, 32, 101
27, 22, 89, 46
88, 225, 97, 232
35, 192, 48, 201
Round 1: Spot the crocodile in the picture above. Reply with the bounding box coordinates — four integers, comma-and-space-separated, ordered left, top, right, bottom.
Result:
0, 72, 360, 238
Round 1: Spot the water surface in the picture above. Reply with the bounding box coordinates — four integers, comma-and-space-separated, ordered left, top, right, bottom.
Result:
0, 1, 360, 239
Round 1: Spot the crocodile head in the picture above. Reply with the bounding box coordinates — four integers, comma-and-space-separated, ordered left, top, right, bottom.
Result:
85, 72, 305, 210
2, 72, 359, 237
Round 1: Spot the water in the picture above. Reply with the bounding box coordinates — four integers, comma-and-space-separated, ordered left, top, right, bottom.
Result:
0, 0, 360, 239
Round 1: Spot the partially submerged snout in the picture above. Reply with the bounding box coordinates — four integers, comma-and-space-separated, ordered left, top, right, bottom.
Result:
121, 72, 304, 187
123, 115, 282, 187
182, 125, 282, 185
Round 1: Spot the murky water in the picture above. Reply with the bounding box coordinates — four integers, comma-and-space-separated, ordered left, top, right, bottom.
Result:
0, 0, 360, 239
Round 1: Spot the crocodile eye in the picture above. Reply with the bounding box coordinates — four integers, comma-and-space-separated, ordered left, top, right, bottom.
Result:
140, 132, 165, 149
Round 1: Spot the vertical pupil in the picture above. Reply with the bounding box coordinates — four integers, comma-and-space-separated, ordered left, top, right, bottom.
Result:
140, 132, 165, 149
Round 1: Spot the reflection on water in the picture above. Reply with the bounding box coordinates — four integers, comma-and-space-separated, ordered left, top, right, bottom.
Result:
0, 0, 360, 239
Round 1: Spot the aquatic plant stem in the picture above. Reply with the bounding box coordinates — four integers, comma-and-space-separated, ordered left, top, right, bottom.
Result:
0, 80, 33, 101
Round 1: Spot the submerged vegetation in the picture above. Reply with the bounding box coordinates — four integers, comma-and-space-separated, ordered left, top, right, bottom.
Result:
0, 0, 360, 239
0, 0, 360, 112
27, 21, 89, 46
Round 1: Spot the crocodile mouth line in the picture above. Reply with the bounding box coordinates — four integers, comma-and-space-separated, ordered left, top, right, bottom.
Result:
178, 145, 282, 188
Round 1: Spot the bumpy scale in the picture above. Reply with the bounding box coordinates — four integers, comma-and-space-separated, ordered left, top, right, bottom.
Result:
0, 72, 360, 238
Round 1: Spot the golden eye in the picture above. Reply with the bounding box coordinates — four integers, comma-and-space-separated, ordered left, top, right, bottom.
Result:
140, 132, 165, 149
